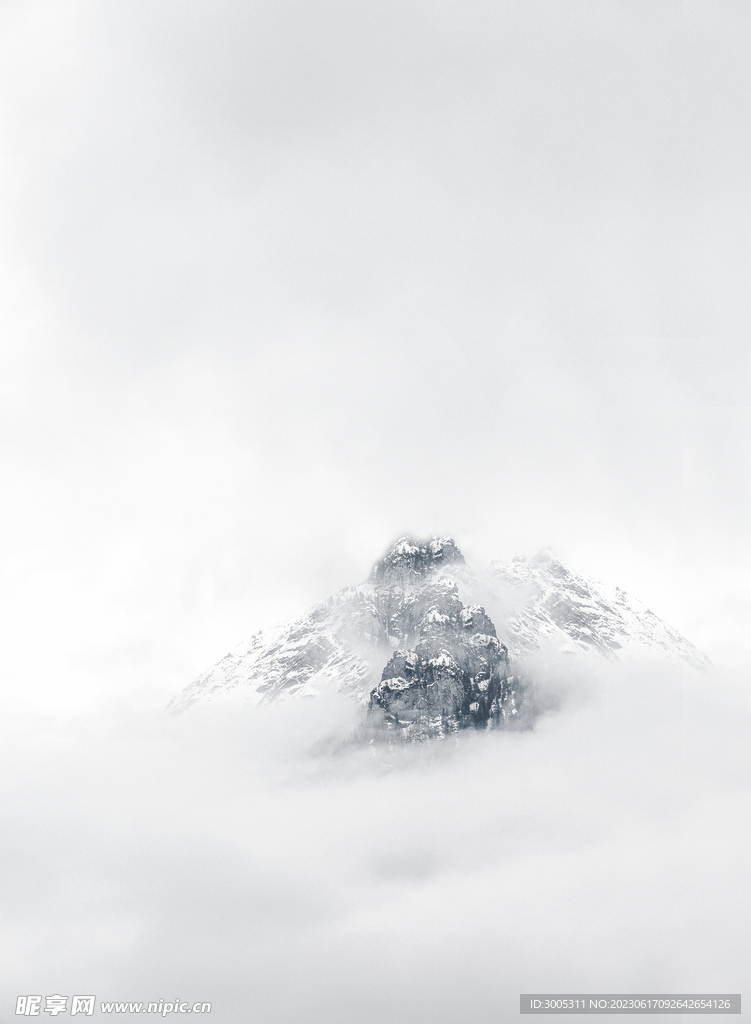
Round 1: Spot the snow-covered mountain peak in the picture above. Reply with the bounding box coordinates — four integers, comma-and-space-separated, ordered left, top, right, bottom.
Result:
483, 553, 710, 670
167, 536, 710, 722
528, 547, 556, 566
368, 535, 465, 586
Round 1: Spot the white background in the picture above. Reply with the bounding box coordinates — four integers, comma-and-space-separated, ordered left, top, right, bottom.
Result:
0, 3, 748, 1020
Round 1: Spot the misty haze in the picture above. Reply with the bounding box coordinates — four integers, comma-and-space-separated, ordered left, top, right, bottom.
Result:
1, 0, 749, 1022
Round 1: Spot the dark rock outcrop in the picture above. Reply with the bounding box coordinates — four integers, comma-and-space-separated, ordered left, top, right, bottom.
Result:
369, 535, 465, 586
365, 538, 533, 742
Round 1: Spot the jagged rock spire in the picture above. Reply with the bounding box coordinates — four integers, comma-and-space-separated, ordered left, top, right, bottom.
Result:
364, 538, 532, 741
369, 535, 465, 586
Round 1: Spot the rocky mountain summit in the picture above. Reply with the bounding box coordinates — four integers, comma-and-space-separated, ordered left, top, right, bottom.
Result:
364, 539, 529, 739
168, 535, 709, 740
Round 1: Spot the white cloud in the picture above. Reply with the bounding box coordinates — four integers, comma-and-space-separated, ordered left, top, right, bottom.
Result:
1, 658, 748, 1021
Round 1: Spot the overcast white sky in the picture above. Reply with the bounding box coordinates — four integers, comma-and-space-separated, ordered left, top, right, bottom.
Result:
1, 4, 750, 1020
1, 0, 750, 714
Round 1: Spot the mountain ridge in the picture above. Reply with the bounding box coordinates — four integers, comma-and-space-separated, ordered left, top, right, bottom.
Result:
167, 536, 710, 726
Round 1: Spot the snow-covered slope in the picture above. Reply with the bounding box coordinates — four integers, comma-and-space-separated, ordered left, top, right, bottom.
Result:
167, 536, 709, 716
471, 549, 711, 670
167, 584, 392, 714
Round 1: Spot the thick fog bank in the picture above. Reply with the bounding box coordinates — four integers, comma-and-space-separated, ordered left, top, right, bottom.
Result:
2, 658, 748, 1023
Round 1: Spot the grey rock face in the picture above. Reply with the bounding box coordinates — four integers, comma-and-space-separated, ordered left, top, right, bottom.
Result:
369, 535, 465, 587
364, 540, 533, 741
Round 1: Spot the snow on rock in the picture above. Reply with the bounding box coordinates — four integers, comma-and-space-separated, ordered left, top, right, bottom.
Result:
167, 536, 711, 728
481, 552, 711, 670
